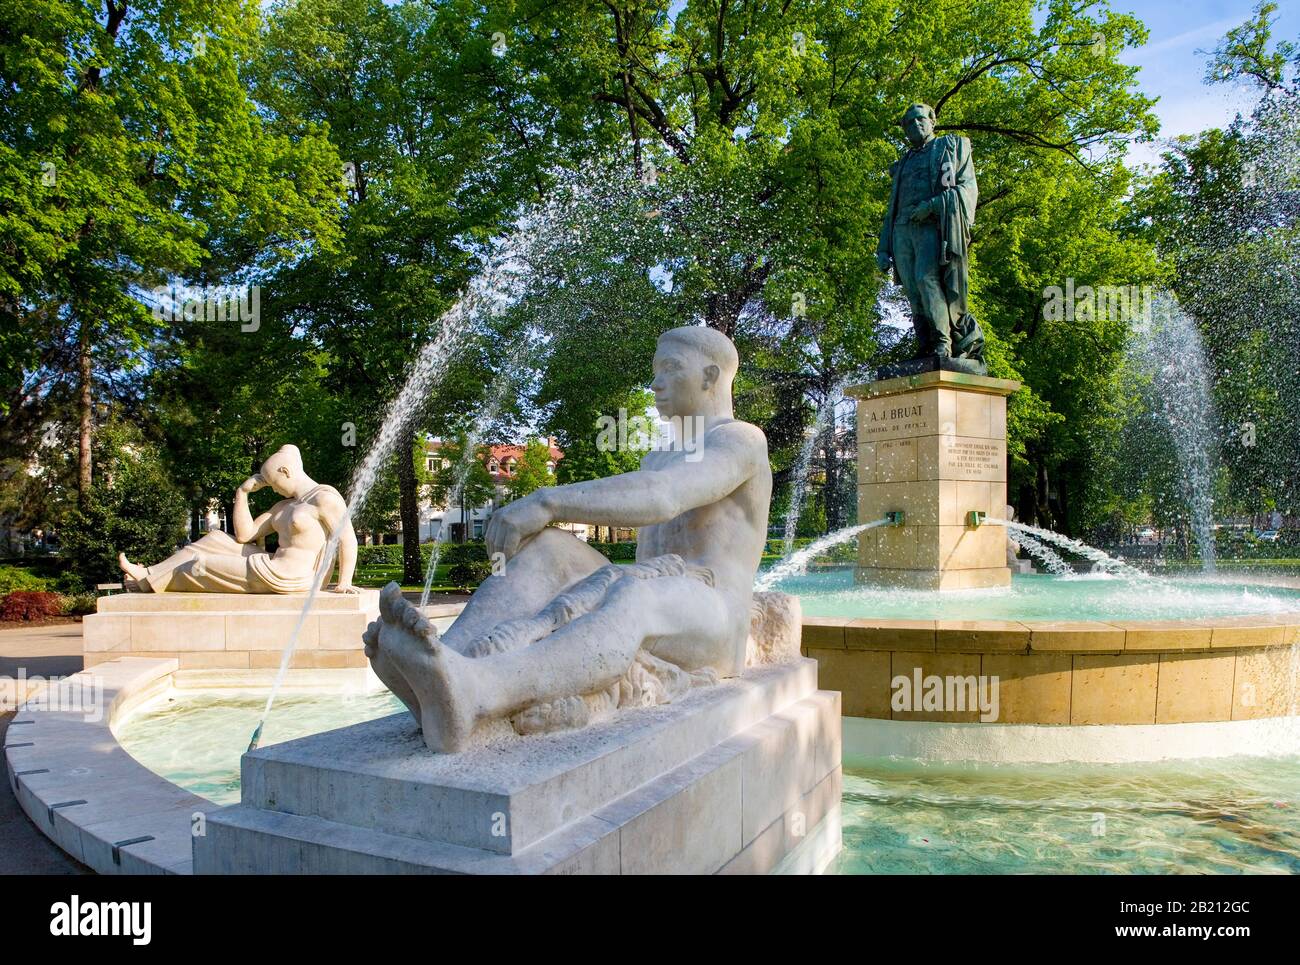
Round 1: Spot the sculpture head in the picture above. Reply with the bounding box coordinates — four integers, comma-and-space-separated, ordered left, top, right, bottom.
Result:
259, 444, 306, 497
900, 103, 936, 149
651, 326, 738, 420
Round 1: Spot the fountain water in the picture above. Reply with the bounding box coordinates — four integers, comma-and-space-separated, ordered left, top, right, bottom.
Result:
781, 382, 847, 559
1126, 293, 1220, 571
247, 245, 534, 751
986, 518, 1148, 579
756, 517, 892, 591
418, 336, 533, 608
1010, 530, 1072, 576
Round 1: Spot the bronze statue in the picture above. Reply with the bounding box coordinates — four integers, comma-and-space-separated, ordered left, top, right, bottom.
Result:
876, 103, 986, 377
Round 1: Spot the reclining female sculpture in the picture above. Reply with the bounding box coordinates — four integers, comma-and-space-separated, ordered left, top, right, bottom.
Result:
364, 326, 797, 753
118, 444, 358, 594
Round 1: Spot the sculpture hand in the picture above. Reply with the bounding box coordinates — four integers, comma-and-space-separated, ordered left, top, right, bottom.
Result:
908, 200, 933, 224
238, 474, 267, 494
876, 252, 891, 273
486, 492, 551, 561
332, 583, 360, 595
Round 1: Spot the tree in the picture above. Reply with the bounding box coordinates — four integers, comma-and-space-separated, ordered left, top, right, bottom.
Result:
58, 418, 187, 583
253, 0, 577, 581
485, 0, 1159, 535
0, 0, 341, 514
1129, 1, 1300, 524
505, 438, 557, 502
428, 435, 497, 543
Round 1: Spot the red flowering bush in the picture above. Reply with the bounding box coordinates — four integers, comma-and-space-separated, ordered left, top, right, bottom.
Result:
0, 591, 64, 622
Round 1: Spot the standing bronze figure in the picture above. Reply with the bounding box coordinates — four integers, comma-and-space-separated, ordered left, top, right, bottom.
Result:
876, 103, 986, 376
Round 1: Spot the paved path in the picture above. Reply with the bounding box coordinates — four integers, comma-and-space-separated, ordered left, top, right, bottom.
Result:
0, 623, 86, 873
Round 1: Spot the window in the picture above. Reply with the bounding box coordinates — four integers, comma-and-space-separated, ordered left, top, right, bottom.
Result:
488, 458, 499, 473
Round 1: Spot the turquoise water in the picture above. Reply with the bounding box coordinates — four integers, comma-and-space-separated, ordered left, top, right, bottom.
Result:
832, 758, 1300, 874
117, 691, 1300, 873
118, 690, 404, 805
776, 570, 1300, 622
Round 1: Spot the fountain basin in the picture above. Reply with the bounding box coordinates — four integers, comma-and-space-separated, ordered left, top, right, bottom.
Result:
10, 577, 1300, 874
786, 570, 1300, 755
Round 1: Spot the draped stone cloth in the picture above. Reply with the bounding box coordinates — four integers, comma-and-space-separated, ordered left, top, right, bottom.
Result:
139, 485, 334, 593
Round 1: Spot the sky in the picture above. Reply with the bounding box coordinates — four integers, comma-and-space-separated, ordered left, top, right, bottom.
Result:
1115, 0, 1298, 167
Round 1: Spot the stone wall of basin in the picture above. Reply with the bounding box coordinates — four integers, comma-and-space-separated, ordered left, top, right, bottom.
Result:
801, 614, 1300, 725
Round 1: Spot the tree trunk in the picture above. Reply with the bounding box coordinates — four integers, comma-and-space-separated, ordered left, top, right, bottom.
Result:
398, 426, 423, 583
77, 316, 93, 505
1035, 457, 1053, 531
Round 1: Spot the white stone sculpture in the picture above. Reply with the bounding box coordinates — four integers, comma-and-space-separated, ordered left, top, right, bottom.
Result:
364, 326, 791, 752
119, 444, 358, 594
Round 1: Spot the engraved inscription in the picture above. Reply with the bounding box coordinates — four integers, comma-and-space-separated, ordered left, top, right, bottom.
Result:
944, 439, 1001, 479
862, 402, 930, 437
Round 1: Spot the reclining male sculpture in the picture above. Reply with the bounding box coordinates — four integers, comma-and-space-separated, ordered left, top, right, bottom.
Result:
118, 444, 358, 594
364, 326, 800, 753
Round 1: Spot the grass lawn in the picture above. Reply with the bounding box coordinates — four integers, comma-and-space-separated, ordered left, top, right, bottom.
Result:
352, 561, 469, 593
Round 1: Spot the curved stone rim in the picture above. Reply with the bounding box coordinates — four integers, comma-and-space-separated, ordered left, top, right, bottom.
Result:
4, 658, 399, 874
4, 657, 205, 874
801, 611, 1300, 653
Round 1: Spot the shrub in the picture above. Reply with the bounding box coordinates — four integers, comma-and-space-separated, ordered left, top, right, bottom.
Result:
0, 591, 63, 622
52, 571, 89, 594
447, 560, 493, 588
589, 541, 638, 562
0, 564, 53, 594
58, 423, 187, 584
440, 541, 488, 567
59, 592, 99, 617
356, 544, 404, 567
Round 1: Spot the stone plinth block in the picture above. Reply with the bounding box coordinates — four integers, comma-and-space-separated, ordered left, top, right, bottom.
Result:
849, 370, 1019, 591
83, 590, 378, 669
193, 659, 842, 874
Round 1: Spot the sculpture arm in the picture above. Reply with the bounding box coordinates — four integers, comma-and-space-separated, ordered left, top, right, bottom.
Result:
334, 521, 358, 591
311, 488, 358, 591
487, 423, 766, 559
232, 485, 275, 545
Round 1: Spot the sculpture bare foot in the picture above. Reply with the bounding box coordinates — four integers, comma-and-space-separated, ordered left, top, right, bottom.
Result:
118, 553, 147, 583
374, 583, 478, 753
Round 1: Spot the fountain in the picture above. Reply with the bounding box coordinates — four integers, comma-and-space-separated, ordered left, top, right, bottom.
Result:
1126, 292, 1221, 571
10, 100, 1300, 879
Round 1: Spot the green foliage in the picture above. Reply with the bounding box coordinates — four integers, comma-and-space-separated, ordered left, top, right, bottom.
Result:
588, 541, 638, 562
427, 435, 497, 533
447, 559, 493, 588
1127, 2, 1300, 523
505, 438, 557, 501
0, 564, 55, 594
58, 422, 188, 583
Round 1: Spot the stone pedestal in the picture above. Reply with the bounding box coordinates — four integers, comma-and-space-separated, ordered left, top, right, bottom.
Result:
193, 659, 842, 874
82, 590, 378, 670
848, 370, 1020, 590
